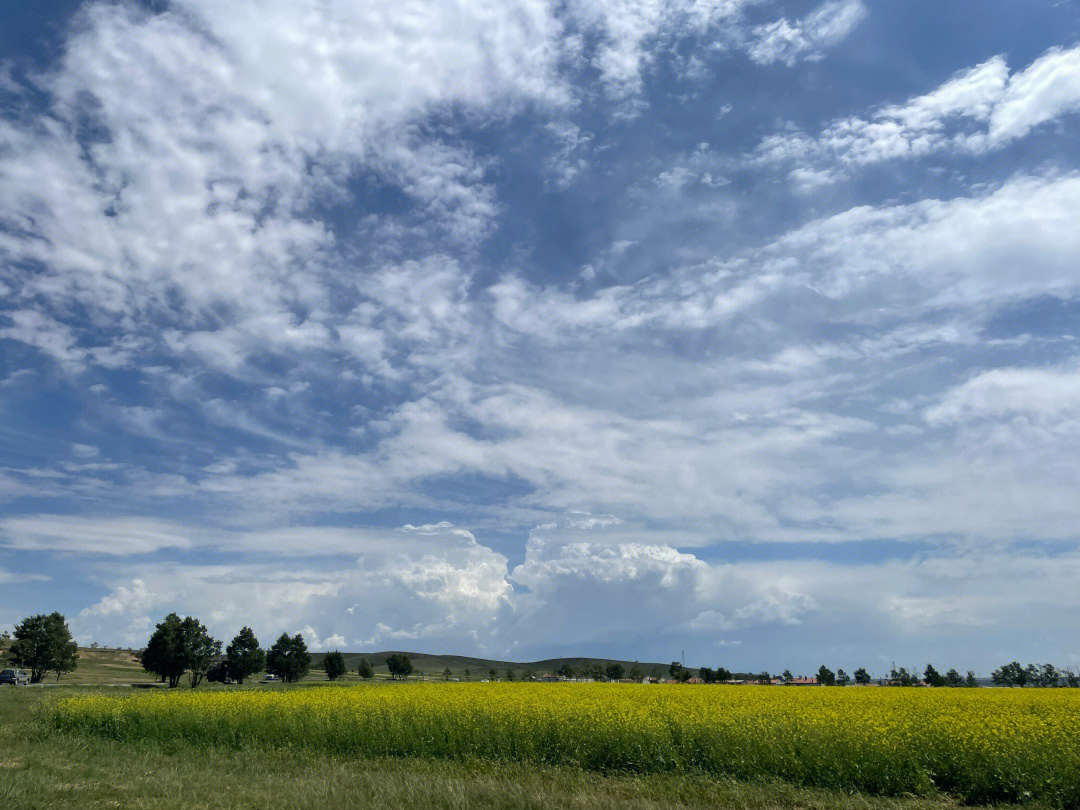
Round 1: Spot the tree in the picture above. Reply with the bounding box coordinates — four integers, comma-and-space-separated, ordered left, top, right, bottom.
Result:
1037, 663, 1059, 688
463, 667, 471, 681
386, 653, 413, 681
225, 626, 264, 684
505, 668, 516, 681
267, 633, 310, 683
965, 670, 978, 688
716, 667, 733, 682
817, 665, 836, 686
605, 663, 625, 681
699, 666, 715, 684
854, 667, 871, 685
557, 661, 574, 679
924, 664, 946, 688
836, 668, 850, 687
890, 666, 917, 687
945, 668, 963, 687
323, 650, 347, 681
993, 661, 1026, 687
757, 671, 772, 684
357, 657, 374, 680
10, 612, 79, 683
1062, 668, 1079, 688
669, 661, 684, 679
141, 613, 187, 687
443, 667, 453, 681
782, 669, 793, 682
488, 667, 497, 681
629, 664, 643, 680
180, 616, 221, 688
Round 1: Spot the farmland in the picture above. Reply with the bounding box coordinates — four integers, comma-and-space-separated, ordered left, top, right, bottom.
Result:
45, 682, 1080, 808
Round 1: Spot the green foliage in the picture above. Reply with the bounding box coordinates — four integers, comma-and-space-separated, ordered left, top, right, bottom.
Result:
965, 670, 979, 688
10, 612, 78, 683
141, 613, 187, 687
924, 664, 946, 688
225, 626, 264, 684
323, 650, 347, 681
505, 668, 515, 681
49, 683, 1080, 807
357, 657, 374, 679
180, 617, 222, 688
669, 661, 683, 679
385, 653, 413, 681
853, 667, 871, 685
139, 614, 221, 688
488, 667, 497, 680
890, 667, 918, 687
266, 633, 310, 683
835, 669, 850, 687
817, 665, 836, 686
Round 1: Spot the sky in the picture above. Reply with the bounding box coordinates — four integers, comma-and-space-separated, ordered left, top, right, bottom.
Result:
1, 0, 1080, 676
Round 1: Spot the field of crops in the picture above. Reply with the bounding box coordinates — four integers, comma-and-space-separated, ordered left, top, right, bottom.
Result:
48, 683, 1080, 807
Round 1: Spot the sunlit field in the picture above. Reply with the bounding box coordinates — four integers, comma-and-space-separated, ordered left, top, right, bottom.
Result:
48, 683, 1080, 807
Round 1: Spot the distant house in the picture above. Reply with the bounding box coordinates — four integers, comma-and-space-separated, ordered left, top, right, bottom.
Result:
785, 677, 819, 685
537, 672, 558, 682
686, 677, 704, 684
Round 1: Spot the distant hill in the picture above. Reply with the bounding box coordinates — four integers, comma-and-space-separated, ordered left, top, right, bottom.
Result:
1, 637, 753, 684
309, 650, 755, 681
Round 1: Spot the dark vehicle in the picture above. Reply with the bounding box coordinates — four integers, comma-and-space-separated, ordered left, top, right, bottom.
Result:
0, 668, 29, 685
205, 662, 233, 684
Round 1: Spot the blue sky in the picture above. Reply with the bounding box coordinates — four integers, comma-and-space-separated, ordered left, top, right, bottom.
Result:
2, 0, 1080, 675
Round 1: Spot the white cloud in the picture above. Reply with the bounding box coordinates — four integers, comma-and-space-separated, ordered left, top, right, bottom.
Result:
754, 44, 1080, 179
924, 364, 1080, 427
747, 0, 866, 67
0, 515, 195, 555
0, 0, 569, 379
69, 522, 511, 649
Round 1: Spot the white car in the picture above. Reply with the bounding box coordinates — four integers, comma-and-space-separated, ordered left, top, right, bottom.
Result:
260, 674, 280, 683
0, 668, 30, 686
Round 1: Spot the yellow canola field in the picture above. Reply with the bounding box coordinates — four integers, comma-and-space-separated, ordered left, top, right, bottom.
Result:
50, 683, 1080, 807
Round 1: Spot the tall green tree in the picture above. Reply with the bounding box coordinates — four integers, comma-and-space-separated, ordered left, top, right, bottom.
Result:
323, 650, 346, 681
669, 661, 684, 679
853, 667, 871, 685
924, 664, 946, 687
225, 626, 265, 684
141, 613, 186, 687
605, 662, 625, 681
443, 667, 453, 681
385, 653, 413, 681
180, 616, 221, 688
357, 657, 374, 679
817, 665, 836, 686
266, 633, 310, 683
836, 668, 850, 687
10, 612, 78, 683
965, 670, 979, 688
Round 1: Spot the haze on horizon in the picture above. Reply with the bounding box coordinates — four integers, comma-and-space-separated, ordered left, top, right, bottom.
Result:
2, 0, 1080, 674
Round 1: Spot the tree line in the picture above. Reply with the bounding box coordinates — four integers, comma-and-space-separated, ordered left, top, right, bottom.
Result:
990, 661, 1080, 688
139, 614, 409, 687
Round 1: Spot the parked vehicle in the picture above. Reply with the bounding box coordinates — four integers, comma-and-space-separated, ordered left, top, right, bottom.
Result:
260, 674, 279, 683
205, 662, 233, 684
0, 668, 29, 685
